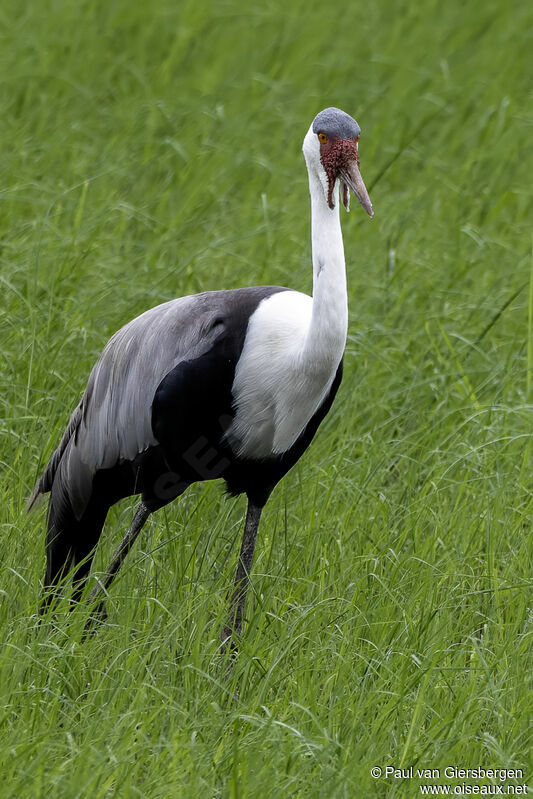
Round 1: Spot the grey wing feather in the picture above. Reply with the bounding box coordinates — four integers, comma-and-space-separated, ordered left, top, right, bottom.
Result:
30, 292, 233, 520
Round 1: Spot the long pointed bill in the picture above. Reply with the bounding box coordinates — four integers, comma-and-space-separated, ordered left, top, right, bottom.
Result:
339, 160, 373, 217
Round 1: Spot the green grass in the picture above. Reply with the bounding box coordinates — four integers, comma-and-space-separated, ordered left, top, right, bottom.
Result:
1, 0, 532, 796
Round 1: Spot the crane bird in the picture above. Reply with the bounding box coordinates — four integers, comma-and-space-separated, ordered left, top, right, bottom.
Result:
29, 107, 373, 644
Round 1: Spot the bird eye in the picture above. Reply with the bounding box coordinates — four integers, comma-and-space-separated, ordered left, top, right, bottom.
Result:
318, 132, 328, 143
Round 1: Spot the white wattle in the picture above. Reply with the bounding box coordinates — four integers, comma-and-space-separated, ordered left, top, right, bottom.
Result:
226, 129, 348, 459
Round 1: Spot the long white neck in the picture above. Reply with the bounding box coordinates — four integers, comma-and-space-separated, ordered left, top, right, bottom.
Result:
302, 166, 348, 365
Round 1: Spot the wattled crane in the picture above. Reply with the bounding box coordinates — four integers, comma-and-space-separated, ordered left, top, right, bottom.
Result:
29, 107, 373, 644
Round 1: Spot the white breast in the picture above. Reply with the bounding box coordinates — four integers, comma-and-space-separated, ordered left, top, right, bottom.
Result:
225, 290, 344, 459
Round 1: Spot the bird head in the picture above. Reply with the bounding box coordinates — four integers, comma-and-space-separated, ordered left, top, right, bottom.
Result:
302, 107, 373, 216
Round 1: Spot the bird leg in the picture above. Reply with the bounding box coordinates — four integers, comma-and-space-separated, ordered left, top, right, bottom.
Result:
221, 500, 263, 647
86, 501, 151, 620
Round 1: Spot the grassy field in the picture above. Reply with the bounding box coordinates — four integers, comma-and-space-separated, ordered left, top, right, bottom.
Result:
1, 0, 532, 796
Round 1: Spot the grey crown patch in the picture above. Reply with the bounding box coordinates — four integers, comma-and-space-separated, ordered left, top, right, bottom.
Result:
312, 107, 361, 140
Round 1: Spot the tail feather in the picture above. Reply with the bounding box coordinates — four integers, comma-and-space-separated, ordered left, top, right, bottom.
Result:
27, 479, 45, 513
41, 487, 108, 612
27, 401, 83, 514
40, 494, 77, 612
30, 400, 105, 612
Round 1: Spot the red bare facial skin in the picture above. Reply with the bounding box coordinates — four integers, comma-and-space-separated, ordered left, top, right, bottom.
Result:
319, 138, 360, 209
